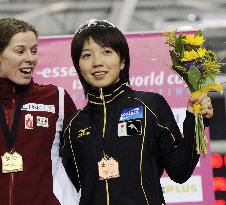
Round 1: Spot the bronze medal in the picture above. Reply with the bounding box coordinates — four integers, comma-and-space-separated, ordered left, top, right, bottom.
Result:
98, 157, 120, 180
0, 98, 24, 174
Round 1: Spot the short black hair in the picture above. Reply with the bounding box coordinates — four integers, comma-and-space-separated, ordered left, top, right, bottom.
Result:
71, 19, 130, 96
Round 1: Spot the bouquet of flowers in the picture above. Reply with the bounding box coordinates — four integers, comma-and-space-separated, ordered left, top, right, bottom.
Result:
163, 30, 223, 155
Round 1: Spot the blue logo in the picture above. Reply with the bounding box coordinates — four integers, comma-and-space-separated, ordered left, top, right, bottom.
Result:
119, 106, 143, 121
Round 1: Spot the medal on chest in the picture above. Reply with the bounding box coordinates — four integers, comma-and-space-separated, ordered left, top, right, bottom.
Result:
0, 98, 24, 174
89, 106, 120, 180
98, 157, 120, 180
1, 151, 23, 173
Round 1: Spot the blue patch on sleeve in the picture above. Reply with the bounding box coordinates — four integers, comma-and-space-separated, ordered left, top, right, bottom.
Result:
119, 106, 144, 121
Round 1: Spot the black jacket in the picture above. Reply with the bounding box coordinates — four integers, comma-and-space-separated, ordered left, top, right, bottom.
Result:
62, 82, 199, 205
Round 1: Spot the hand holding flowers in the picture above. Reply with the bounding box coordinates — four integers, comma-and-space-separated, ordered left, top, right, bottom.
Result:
163, 30, 223, 156
187, 94, 213, 119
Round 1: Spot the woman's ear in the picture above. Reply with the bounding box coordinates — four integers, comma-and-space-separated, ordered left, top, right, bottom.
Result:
120, 59, 125, 70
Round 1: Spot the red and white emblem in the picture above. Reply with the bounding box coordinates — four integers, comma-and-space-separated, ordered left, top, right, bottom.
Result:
25, 114, 33, 129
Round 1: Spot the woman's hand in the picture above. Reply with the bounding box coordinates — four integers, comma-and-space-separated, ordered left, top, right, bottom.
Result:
187, 93, 213, 118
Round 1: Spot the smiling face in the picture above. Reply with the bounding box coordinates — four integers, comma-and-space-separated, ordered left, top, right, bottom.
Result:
79, 37, 124, 89
0, 31, 38, 85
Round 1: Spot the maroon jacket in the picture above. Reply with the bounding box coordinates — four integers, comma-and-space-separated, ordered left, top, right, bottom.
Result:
0, 78, 78, 205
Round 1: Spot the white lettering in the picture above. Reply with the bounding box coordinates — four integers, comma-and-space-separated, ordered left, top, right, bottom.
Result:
130, 71, 164, 87
72, 79, 83, 90
167, 74, 183, 85
35, 66, 77, 78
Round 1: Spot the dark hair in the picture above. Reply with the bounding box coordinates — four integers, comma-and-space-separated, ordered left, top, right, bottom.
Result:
0, 17, 38, 53
71, 19, 130, 96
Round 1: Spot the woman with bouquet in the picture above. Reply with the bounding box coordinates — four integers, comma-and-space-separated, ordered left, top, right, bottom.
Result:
62, 19, 213, 205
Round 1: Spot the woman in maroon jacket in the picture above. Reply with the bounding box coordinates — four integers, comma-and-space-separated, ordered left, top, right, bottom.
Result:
0, 17, 79, 205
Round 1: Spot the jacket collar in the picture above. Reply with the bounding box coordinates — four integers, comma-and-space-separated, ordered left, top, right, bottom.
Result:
0, 77, 33, 100
87, 81, 130, 105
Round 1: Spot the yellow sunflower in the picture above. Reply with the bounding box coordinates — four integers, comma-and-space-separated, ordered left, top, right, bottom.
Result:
182, 48, 206, 61
183, 34, 205, 46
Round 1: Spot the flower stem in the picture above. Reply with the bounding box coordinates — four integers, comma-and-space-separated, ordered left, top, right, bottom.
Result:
195, 114, 208, 156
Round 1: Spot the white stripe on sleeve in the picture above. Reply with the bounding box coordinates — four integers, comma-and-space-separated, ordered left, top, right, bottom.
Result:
51, 87, 80, 205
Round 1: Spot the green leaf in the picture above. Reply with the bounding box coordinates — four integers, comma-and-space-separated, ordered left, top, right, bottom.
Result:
201, 74, 215, 88
188, 65, 201, 91
175, 34, 184, 55
170, 50, 181, 66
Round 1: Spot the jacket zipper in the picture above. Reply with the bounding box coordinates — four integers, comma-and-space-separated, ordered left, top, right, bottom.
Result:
8, 86, 16, 205
100, 89, 110, 205
9, 173, 14, 205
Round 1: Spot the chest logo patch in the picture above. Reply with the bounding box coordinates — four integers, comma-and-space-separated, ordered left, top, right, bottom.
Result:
37, 116, 49, 128
119, 106, 143, 121
77, 127, 91, 138
21, 103, 55, 113
118, 120, 142, 137
25, 114, 34, 129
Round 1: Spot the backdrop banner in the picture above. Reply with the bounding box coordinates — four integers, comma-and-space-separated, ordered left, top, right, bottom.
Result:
34, 32, 215, 204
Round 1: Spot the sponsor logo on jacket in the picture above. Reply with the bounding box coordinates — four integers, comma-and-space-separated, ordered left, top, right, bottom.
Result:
21, 103, 55, 113
119, 106, 143, 121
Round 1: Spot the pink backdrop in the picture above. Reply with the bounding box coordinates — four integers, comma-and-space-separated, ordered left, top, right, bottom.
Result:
34, 33, 215, 204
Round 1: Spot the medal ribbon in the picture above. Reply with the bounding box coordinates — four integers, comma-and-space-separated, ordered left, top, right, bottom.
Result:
0, 98, 23, 149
